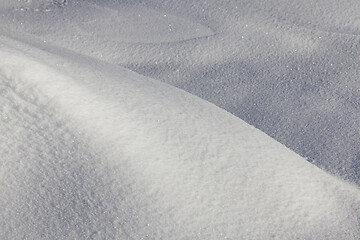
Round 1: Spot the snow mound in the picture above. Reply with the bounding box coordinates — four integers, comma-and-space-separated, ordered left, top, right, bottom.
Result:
1, 36, 360, 239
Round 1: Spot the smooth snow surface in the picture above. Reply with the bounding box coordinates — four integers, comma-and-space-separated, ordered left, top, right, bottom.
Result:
2, 0, 360, 184
2, 35, 360, 239
1, 0, 360, 239
0, 1, 213, 44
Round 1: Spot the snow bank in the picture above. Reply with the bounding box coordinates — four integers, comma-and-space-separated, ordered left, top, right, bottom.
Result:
1, 36, 360, 239
4, 0, 360, 187
15, 0, 358, 186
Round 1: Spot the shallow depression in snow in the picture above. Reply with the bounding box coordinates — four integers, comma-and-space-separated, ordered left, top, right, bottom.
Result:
1, 1, 214, 44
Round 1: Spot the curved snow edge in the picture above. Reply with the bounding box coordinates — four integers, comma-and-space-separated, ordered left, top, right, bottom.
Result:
1, 37, 360, 239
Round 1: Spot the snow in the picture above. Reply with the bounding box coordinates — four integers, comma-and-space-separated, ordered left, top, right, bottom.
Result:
1, 0, 360, 239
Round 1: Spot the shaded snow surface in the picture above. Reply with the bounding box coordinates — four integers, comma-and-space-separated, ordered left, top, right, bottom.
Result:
1, 0, 360, 239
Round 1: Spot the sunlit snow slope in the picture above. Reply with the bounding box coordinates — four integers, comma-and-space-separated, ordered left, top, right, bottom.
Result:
2, 0, 359, 185
1, 34, 360, 239
2, 0, 360, 239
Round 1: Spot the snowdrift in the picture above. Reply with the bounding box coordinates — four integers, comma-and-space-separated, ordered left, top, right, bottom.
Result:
1, 36, 360, 239
3, 0, 360, 185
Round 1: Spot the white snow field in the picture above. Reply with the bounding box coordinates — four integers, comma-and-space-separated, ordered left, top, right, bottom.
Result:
2, 0, 360, 184
2, 33, 360, 239
1, 0, 360, 239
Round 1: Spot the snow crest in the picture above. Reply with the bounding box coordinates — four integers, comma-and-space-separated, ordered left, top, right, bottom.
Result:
1, 37, 360, 239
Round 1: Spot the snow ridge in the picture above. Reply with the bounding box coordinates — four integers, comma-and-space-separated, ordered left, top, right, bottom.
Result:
1, 37, 360, 239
